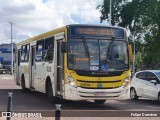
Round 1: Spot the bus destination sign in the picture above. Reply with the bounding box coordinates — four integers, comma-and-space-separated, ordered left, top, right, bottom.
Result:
77, 28, 115, 36
69, 26, 125, 38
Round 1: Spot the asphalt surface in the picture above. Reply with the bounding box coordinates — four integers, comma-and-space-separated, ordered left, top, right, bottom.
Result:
0, 74, 160, 120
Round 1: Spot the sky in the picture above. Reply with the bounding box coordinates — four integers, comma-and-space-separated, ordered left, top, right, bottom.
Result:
0, 0, 110, 44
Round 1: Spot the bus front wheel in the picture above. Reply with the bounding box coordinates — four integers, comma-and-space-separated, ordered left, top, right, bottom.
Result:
94, 100, 106, 104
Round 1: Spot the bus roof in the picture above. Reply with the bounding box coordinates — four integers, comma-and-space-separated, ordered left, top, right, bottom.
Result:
16, 24, 127, 46
16, 26, 66, 46
67, 24, 126, 30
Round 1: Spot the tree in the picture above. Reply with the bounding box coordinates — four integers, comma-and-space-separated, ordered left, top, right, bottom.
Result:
97, 0, 160, 69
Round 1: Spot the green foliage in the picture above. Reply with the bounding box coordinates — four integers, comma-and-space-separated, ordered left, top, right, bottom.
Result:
97, 0, 160, 69
97, 0, 122, 25
136, 51, 143, 70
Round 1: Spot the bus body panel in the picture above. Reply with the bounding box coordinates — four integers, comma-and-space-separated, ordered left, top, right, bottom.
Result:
34, 62, 46, 92
64, 84, 130, 100
64, 69, 131, 100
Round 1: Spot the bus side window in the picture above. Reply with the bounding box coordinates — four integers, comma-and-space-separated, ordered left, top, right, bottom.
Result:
44, 36, 54, 62
21, 45, 25, 62
36, 39, 44, 61
45, 36, 54, 50
25, 44, 30, 61
21, 44, 30, 62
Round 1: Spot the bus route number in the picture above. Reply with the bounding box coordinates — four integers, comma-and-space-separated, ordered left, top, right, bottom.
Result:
81, 83, 90, 87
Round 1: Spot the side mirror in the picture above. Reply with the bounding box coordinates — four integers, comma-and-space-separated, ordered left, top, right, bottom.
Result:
61, 42, 67, 53
128, 44, 133, 65
150, 80, 157, 85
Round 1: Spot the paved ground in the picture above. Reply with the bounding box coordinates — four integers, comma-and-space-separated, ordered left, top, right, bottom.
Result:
0, 74, 160, 120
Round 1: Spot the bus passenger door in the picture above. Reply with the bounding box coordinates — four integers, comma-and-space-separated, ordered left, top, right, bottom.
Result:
30, 46, 36, 89
34, 39, 45, 93
56, 39, 64, 96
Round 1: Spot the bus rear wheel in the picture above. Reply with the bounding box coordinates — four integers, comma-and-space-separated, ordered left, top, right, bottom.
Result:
46, 81, 56, 103
94, 100, 106, 104
21, 76, 30, 93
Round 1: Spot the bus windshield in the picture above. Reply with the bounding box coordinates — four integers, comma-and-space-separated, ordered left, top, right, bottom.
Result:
67, 39, 129, 71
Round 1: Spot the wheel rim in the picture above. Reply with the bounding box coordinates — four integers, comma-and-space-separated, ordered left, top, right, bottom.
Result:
130, 89, 135, 99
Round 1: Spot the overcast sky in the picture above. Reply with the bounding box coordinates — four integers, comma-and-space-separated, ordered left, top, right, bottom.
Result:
0, 0, 110, 44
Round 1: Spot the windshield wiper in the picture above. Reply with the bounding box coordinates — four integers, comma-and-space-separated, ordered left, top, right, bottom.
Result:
82, 37, 90, 58
106, 37, 116, 60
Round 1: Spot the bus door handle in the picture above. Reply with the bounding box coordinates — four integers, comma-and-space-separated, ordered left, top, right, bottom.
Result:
57, 65, 62, 68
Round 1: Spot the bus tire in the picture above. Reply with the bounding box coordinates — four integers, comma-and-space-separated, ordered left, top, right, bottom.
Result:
21, 75, 30, 93
46, 81, 56, 103
94, 100, 106, 104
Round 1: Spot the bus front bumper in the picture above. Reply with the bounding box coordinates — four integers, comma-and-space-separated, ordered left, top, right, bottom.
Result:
64, 85, 130, 100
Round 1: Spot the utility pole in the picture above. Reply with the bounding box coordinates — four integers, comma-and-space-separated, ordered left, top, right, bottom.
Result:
9, 21, 13, 75
109, 0, 112, 25
132, 34, 136, 75
108, 0, 131, 25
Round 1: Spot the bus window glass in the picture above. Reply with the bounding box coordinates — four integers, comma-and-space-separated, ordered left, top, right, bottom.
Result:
36, 40, 44, 51
25, 44, 30, 61
45, 37, 54, 50
100, 40, 128, 71
36, 40, 44, 61
87, 40, 99, 71
38, 44, 43, 51
68, 39, 89, 70
44, 50, 54, 61
21, 45, 26, 61
67, 39, 129, 71
36, 51, 43, 61
44, 37, 54, 62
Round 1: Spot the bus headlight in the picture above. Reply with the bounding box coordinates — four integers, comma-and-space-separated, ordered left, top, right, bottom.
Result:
122, 77, 130, 88
66, 75, 77, 88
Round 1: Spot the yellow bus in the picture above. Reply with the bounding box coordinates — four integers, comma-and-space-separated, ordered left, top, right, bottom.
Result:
14, 24, 133, 104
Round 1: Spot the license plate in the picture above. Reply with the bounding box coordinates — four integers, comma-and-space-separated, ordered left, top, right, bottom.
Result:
94, 92, 106, 96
